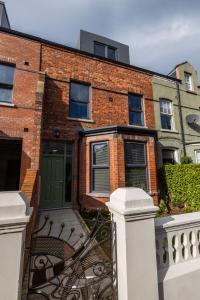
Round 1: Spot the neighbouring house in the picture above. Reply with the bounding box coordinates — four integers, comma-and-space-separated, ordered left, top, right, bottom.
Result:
153, 61, 200, 166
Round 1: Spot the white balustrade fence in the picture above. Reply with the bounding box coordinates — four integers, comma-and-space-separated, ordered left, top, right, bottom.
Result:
107, 188, 200, 300
155, 213, 200, 300
156, 213, 200, 268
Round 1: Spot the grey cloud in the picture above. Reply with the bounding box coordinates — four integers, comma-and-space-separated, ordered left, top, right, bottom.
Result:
3, 0, 200, 79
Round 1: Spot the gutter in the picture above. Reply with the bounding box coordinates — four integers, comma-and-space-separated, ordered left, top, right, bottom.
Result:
76, 135, 82, 211
0, 26, 181, 83
79, 125, 157, 137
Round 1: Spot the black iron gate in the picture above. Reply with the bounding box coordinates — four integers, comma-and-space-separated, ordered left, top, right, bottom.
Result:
27, 210, 116, 299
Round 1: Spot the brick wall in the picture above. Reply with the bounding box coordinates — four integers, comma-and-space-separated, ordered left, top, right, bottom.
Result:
0, 30, 158, 209
41, 44, 158, 207
41, 44, 155, 140
0, 32, 44, 187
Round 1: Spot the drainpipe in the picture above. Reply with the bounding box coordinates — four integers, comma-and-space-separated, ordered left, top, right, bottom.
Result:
76, 134, 82, 211
176, 81, 186, 156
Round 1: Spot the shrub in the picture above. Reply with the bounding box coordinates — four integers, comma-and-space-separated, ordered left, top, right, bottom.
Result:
160, 164, 200, 212
180, 156, 193, 164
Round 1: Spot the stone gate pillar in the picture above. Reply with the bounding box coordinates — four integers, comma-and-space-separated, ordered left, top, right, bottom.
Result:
107, 188, 159, 300
0, 191, 32, 300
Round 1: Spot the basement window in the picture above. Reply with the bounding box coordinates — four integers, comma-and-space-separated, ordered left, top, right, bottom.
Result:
0, 64, 15, 103
162, 149, 175, 164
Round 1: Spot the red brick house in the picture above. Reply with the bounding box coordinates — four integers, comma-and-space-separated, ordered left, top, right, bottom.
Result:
0, 25, 176, 211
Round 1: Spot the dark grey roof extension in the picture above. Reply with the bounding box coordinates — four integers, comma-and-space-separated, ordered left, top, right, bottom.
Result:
79, 30, 130, 64
0, 1, 10, 29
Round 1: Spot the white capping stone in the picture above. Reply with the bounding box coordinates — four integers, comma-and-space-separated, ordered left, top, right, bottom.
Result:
0, 191, 33, 300
0, 191, 33, 225
107, 187, 158, 216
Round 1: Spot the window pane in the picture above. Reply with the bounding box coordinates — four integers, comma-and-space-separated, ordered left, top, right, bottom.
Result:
93, 168, 110, 192
161, 114, 172, 130
0, 64, 15, 85
162, 149, 175, 164
129, 94, 142, 110
125, 167, 147, 191
70, 101, 88, 119
0, 87, 12, 102
130, 111, 143, 126
184, 72, 192, 90
125, 142, 146, 165
160, 100, 171, 114
107, 47, 116, 60
42, 141, 65, 155
94, 42, 106, 57
70, 82, 89, 103
93, 143, 109, 165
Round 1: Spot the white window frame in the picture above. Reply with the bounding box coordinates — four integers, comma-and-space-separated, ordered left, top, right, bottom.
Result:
160, 99, 174, 130
162, 148, 179, 164
195, 150, 200, 163
184, 72, 193, 91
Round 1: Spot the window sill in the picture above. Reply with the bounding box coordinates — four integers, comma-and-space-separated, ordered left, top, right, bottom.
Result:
67, 117, 95, 123
160, 129, 179, 133
128, 124, 147, 129
86, 192, 110, 198
0, 102, 15, 107
186, 90, 197, 95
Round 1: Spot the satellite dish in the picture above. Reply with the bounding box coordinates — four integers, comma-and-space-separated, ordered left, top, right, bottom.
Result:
186, 114, 200, 125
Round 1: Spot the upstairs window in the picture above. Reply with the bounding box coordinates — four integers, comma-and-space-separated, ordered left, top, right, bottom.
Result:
94, 42, 117, 61
91, 142, 110, 193
128, 93, 143, 126
184, 72, 193, 91
69, 81, 90, 119
125, 142, 148, 191
0, 64, 15, 103
160, 100, 173, 130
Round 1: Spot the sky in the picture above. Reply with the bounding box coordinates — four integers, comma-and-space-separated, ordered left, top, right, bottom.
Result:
3, 0, 200, 76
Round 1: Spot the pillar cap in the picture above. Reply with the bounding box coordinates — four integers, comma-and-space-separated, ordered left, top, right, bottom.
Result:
107, 188, 158, 218
0, 191, 33, 225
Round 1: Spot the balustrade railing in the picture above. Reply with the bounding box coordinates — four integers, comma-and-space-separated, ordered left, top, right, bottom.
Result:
155, 212, 200, 269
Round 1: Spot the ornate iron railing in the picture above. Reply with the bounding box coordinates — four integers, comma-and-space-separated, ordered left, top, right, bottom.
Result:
27, 210, 116, 299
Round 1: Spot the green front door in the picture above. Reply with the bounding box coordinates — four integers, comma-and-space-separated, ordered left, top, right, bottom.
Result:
40, 141, 73, 209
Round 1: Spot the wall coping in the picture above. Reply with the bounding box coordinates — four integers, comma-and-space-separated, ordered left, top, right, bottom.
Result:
0, 191, 33, 226
107, 187, 158, 218
155, 212, 200, 232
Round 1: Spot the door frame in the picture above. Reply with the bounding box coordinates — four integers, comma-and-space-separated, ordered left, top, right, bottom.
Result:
40, 141, 74, 209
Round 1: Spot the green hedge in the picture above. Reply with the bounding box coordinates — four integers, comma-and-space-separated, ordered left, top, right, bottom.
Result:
160, 164, 200, 212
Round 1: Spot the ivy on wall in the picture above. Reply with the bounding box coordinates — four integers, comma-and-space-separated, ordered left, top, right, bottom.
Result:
160, 164, 200, 212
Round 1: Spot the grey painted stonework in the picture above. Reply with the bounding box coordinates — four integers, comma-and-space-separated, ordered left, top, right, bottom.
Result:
153, 62, 200, 166
79, 30, 130, 64
0, 2, 10, 29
